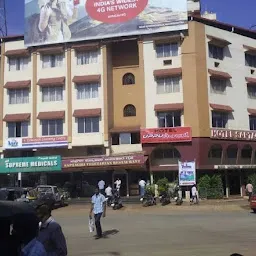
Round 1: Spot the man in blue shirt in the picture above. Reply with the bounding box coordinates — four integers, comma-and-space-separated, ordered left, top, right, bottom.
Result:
89, 188, 106, 239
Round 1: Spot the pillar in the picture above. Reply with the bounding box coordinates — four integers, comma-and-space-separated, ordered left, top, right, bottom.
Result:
150, 172, 154, 184
225, 170, 230, 198
126, 172, 129, 197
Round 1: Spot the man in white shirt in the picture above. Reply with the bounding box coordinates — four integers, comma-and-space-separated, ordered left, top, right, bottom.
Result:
139, 179, 146, 198
191, 184, 198, 204
114, 178, 121, 194
98, 180, 105, 194
105, 185, 112, 197
246, 183, 253, 201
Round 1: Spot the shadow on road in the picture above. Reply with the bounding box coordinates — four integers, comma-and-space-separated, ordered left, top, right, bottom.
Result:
102, 229, 119, 238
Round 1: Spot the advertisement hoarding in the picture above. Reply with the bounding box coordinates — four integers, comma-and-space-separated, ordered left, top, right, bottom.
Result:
140, 127, 192, 144
25, 0, 188, 47
178, 161, 196, 186
0, 156, 62, 173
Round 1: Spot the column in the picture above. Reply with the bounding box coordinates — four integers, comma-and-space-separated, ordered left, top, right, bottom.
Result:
126, 173, 129, 197
225, 170, 229, 198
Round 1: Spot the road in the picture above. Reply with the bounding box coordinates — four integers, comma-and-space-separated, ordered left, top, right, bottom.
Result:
53, 203, 255, 256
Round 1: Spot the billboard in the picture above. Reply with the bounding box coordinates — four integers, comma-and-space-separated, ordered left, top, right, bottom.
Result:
178, 161, 196, 186
25, 0, 188, 47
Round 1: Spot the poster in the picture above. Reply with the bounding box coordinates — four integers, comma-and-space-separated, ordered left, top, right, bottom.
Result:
178, 161, 196, 186
25, 0, 188, 46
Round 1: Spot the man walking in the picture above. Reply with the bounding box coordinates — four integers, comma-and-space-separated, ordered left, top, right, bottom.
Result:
98, 179, 105, 194
90, 188, 106, 239
139, 179, 146, 198
246, 182, 253, 202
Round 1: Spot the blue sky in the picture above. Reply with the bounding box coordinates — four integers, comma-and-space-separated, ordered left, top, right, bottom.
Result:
5, 0, 256, 35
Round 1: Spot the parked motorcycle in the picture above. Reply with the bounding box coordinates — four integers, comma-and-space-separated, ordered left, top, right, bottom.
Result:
108, 190, 123, 210
142, 190, 157, 207
170, 185, 183, 206
159, 191, 171, 206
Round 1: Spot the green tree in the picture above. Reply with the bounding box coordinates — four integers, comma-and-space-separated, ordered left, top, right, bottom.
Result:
156, 178, 169, 194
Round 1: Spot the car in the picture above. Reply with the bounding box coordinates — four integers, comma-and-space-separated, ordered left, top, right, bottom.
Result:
0, 187, 27, 201
250, 195, 256, 213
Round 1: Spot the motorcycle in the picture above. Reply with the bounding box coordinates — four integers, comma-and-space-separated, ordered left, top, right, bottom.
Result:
108, 190, 123, 210
169, 185, 183, 205
159, 191, 171, 206
142, 190, 157, 207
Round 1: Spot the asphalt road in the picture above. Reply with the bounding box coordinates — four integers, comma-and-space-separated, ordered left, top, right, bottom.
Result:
53, 203, 255, 256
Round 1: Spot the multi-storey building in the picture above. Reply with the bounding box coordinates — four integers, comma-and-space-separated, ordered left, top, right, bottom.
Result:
0, 14, 256, 198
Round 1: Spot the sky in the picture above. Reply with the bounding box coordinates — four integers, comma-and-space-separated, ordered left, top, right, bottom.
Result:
4, 0, 256, 35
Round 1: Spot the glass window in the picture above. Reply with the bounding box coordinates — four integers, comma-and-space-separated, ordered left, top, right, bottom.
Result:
157, 111, 181, 128
42, 54, 63, 68
77, 84, 99, 99
156, 43, 178, 58
123, 73, 135, 85
249, 116, 256, 130
9, 89, 29, 104
77, 117, 99, 133
245, 53, 256, 68
208, 44, 224, 60
119, 133, 131, 144
77, 51, 98, 65
8, 57, 29, 71
210, 79, 226, 94
42, 86, 63, 102
123, 105, 136, 117
8, 122, 28, 138
247, 86, 256, 99
42, 119, 63, 136
111, 132, 140, 145
156, 76, 180, 94
212, 111, 228, 128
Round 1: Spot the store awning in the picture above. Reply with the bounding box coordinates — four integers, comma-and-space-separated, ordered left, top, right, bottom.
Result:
154, 103, 184, 112
37, 111, 65, 120
153, 68, 182, 78
243, 45, 256, 55
3, 113, 31, 122
37, 46, 64, 55
73, 109, 101, 118
208, 69, 232, 79
72, 75, 101, 84
5, 49, 30, 57
37, 77, 65, 87
4, 80, 31, 89
110, 126, 141, 133
248, 108, 256, 116
245, 77, 256, 85
207, 35, 231, 47
72, 43, 99, 52
210, 103, 233, 112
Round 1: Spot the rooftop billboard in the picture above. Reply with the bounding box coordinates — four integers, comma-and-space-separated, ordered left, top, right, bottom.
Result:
24, 0, 188, 47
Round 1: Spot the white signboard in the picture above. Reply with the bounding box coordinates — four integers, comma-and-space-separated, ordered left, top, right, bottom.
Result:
178, 161, 196, 186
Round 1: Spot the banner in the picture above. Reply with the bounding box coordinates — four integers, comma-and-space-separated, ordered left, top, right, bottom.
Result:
178, 161, 196, 186
25, 0, 188, 46
0, 156, 62, 173
141, 127, 192, 144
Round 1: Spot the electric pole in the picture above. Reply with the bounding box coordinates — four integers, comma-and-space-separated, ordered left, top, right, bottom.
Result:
0, 0, 7, 36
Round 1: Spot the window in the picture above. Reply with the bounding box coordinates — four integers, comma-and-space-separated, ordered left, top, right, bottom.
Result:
212, 111, 228, 128
77, 84, 99, 99
77, 117, 99, 133
245, 53, 256, 68
123, 104, 136, 117
249, 116, 256, 130
42, 119, 63, 136
208, 44, 224, 60
9, 57, 29, 71
87, 147, 104, 156
111, 132, 140, 145
42, 54, 63, 68
247, 85, 256, 99
158, 111, 181, 128
123, 73, 135, 85
210, 79, 226, 94
157, 76, 180, 94
9, 89, 29, 104
77, 51, 98, 65
8, 122, 28, 138
156, 43, 178, 58
42, 86, 63, 102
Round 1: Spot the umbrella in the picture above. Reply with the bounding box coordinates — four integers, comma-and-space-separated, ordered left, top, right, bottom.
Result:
0, 201, 36, 218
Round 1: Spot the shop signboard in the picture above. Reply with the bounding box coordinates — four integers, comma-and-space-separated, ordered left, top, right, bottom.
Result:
211, 128, 256, 141
140, 127, 192, 144
62, 154, 145, 168
4, 136, 68, 150
0, 156, 62, 173
24, 0, 188, 47
178, 161, 196, 186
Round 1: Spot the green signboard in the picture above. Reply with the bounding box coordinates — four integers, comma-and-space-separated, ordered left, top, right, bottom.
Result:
0, 156, 62, 173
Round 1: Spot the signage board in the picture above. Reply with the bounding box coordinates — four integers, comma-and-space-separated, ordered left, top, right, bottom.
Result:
211, 128, 256, 141
4, 136, 68, 150
178, 161, 196, 186
24, 0, 188, 47
214, 165, 256, 170
0, 156, 62, 173
140, 127, 192, 144
62, 154, 145, 168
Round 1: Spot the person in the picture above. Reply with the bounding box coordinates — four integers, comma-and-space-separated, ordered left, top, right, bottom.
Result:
246, 182, 253, 202
98, 180, 105, 194
139, 179, 146, 198
105, 185, 113, 206
36, 203, 67, 255
191, 184, 198, 204
114, 178, 121, 194
12, 214, 46, 256
89, 188, 106, 239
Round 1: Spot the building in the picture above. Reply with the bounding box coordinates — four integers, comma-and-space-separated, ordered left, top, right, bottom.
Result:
0, 11, 256, 197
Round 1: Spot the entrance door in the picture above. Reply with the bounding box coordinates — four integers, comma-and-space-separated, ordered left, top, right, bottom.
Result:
229, 170, 241, 196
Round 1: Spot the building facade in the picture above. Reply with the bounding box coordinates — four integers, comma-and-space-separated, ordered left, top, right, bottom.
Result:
0, 14, 256, 197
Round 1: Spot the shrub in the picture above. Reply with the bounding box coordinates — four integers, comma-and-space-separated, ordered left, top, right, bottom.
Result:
156, 178, 169, 195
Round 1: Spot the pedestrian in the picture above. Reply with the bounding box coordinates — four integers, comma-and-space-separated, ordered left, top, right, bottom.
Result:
246, 182, 253, 202
138, 179, 146, 198
114, 178, 121, 195
12, 214, 46, 256
98, 179, 105, 194
89, 188, 106, 239
36, 203, 67, 256
191, 184, 198, 204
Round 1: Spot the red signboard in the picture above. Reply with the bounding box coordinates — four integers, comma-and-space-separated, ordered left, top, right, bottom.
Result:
62, 154, 145, 169
140, 127, 192, 144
